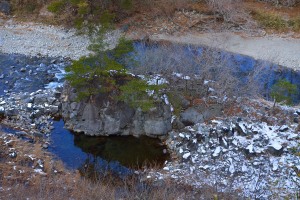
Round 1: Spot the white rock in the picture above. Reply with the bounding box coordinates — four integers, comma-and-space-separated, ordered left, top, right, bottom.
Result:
27, 103, 32, 108
183, 152, 191, 159
269, 140, 282, 150
272, 161, 279, 171
163, 167, 169, 171
246, 144, 254, 153
228, 158, 235, 174
213, 146, 221, 157
179, 148, 183, 154
242, 164, 248, 172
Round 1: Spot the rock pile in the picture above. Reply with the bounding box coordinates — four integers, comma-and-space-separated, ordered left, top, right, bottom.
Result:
147, 102, 300, 199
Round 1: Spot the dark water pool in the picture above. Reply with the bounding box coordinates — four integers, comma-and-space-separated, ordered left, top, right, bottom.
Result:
48, 119, 170, 176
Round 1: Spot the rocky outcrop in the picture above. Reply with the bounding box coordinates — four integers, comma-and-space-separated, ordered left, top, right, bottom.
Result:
61, 84, 172, 137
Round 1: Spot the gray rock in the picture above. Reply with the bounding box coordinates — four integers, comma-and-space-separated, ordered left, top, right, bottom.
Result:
279, 125, 288, 132
180, 108, 204, 126
61, 83, 172, 137
267, 146, 284, 156
30, 109, 43, 118
236, 122, 248, 136
144, 120, 171, 136
9, 151, 17, 158
20, 67, 26, 72
6, 108, 19, 116
293, 118, 299, 124
0, 74, 4, 79
48, 105, 59, 114
34, 94, 48, 104
172, 118, 185, 130
70, 102, 77, 110
0, 106, 5, 117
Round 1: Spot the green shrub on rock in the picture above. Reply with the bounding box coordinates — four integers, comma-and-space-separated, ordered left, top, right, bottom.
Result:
270, 79, 298, 107
66, 23, 163, 111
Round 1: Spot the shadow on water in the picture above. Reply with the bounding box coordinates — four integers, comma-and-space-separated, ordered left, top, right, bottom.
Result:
48, 119, 170, 177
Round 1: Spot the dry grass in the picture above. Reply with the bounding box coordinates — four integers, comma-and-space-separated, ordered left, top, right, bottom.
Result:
0, 131, 238, 200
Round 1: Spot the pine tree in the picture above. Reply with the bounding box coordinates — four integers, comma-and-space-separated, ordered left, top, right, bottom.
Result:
65, 15, 163, 111
270, 79, 298, 107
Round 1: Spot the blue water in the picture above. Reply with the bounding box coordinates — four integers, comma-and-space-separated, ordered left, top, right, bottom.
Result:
132, 41, 300, 102
48, 120, 168, 176
0, 53, 66, 96
1, 42, 300, 177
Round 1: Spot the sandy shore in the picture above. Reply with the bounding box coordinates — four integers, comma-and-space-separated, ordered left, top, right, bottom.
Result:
151, 32, 300, 70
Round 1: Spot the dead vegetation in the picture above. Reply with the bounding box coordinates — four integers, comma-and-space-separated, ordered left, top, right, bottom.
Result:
5, 0, 299, 35
0, 130, 240, 199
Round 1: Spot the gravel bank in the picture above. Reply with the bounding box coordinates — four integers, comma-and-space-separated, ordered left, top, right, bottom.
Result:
0, 19, 91, 59
1, 18, 300, 69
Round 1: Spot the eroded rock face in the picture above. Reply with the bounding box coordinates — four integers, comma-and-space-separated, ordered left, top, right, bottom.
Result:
61, 84, 172, 137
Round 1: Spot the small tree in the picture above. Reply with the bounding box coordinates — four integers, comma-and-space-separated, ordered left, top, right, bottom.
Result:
65, 15, 162, 111
270, 79, 298, 107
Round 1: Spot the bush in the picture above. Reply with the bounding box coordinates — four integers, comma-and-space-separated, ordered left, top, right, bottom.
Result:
270, 79, 298, 106
253, 10, 288, 31
257, 0, 300, 7
47, 0, 66, 13
289, 16, 300, 32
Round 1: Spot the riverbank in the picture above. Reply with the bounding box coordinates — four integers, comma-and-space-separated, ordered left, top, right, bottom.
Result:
0, 17, 300, 199
1, 18, 300, 70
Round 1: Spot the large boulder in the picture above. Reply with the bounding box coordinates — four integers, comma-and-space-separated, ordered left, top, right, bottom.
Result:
180, 108, 204, 126
61, 84, 172, 137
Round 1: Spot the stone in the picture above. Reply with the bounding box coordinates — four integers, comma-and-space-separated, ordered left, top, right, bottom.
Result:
172, 118, 185, 130
0, 106, 5, 117
9, 151, 17, 158
212, 146, 221, 157
182, 152, 190, 159
180, 108, 204, 126
267, 145, 284, 156
61, 83, 172, 137
34, 94, 48, 104
48, 105, 59, 114
144, 120, 171, 136
279, 125, 288, 132
0, 74, 4, 79
20, 67, 26, 72
6, 108, 19, 116
293, 118, 299, 123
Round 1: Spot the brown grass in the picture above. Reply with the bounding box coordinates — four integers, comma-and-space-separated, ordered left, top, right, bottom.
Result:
0, 130, 240, 200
